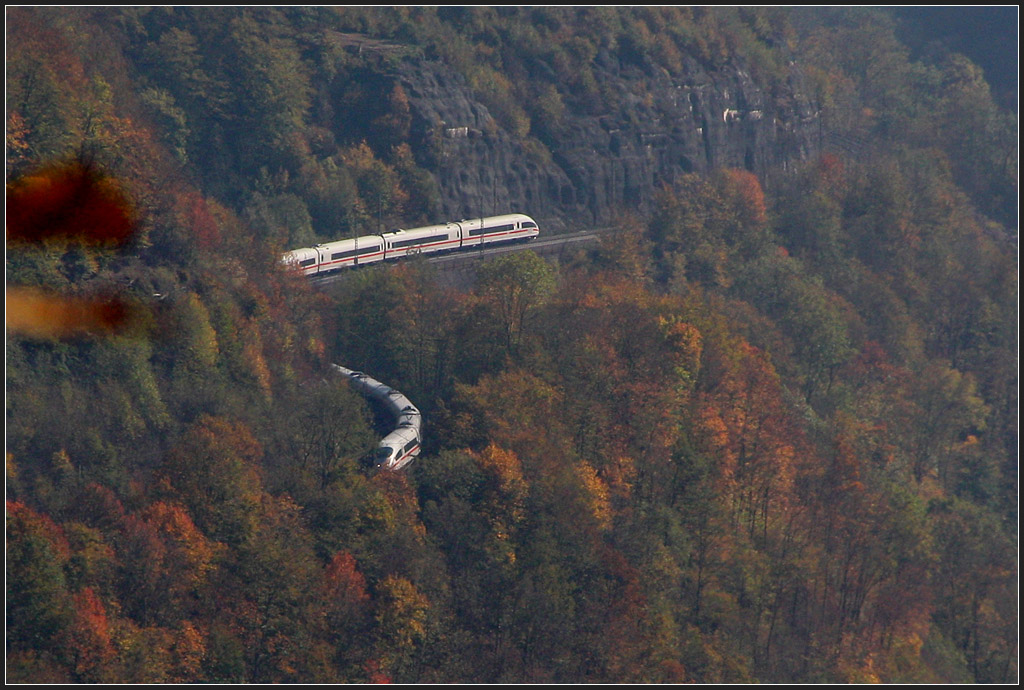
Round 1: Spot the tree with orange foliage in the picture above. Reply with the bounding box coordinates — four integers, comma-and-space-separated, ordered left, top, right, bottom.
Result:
324, 550, 373, 675
159, 415, 263, 546
374, 575, 431, 681
711, 168, 769, 256
229, 494, 335, 683
117, 501, 222, 627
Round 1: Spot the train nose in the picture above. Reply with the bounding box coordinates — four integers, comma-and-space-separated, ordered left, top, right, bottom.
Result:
374, 447, 395, 466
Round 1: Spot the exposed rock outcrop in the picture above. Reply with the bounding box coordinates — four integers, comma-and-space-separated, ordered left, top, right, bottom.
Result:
386, 50, 821, 230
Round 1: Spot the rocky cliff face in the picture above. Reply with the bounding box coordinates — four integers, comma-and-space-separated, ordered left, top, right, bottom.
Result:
392, 51, 821, 231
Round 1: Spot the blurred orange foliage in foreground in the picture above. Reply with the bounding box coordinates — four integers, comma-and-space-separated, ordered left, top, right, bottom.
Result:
6, 287, 135, 339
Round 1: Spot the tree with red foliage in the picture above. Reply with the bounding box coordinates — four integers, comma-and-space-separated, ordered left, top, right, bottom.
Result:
61, 588, 115, 682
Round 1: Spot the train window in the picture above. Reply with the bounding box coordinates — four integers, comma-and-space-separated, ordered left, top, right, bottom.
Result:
393, 234, 448, 249
522, 222, 537, 229
299, 258, 316, 267
404, 439, 419, 453
331, 243, 381, 260
470, 224, 512, 236
472, 224, 514, 236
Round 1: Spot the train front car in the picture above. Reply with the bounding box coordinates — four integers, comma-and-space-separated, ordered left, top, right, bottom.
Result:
460, 213, 539, 249
376, 425, 421, 471
332, 365, 423, 471
512, 213, 540, 240
376, 388, 422, 470
282, 246, 321, 276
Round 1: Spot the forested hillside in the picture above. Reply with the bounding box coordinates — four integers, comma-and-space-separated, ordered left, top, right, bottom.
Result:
6, 7, 1017, 683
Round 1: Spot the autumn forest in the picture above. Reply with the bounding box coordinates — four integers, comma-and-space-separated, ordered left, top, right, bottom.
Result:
5, 7, 1018, 684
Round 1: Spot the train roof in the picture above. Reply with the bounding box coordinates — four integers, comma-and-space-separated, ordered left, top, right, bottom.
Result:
458, 213, 534, 224
380, 222, 454, 239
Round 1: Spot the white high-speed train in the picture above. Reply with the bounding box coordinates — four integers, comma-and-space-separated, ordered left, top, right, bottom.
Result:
332, 364, 421, 471
284, 213, 539, 276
